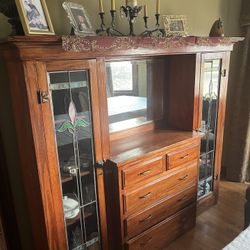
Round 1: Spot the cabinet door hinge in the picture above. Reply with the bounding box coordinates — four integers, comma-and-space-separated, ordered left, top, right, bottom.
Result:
38, 91, 50, 104
221, 69, 227, 77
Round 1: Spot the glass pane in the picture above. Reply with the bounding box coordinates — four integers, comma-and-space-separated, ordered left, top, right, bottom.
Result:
198, 59, 221, 199
48, 70, 101, 250
106, 59, 160, 133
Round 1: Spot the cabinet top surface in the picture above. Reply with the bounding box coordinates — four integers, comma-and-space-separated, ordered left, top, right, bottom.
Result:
0, 35, 244, 60
110, 129, 202, 165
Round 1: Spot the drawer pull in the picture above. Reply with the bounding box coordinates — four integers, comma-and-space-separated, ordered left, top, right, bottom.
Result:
139, 214, 152, 223
140, 237, 153, 246
139, 192, 152, 200
178, 175, 188, 181
180, 154, 190, 159
177, 195, 188, 202
138, 169, 152, 176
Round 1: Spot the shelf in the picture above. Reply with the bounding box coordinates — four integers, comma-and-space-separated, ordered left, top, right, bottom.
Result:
199, 175, 213, 184
66, 210, 93, 226
61, 170, 90, 184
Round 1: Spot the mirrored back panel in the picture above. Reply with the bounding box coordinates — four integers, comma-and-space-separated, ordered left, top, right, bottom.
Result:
106, 58, 165, 133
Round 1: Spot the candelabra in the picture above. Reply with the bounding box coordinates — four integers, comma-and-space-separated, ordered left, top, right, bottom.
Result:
96, 12, 106, 36
107, 10, 124, 36
96, 3, 165, 37
120, 5, 142, 36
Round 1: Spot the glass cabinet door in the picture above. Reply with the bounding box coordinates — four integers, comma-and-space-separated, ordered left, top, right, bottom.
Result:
48, 70, 101, 250
198, 59, 222, 199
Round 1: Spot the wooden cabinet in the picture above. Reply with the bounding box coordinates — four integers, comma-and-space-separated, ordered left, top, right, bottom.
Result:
0, 36, 241, 250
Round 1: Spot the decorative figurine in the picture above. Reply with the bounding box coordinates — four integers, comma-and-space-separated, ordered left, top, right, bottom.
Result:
209, 18, 224, 37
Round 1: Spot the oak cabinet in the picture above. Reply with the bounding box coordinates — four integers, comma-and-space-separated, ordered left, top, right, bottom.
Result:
0, 36, 241, 250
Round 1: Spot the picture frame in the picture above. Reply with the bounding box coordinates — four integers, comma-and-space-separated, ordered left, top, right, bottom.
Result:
162, 15, 188, 37
62, 2, 95, 36
15, 0, 55, 35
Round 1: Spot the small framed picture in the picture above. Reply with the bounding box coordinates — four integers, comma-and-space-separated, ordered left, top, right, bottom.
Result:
62, 2, 95, 36
162, 15, 188, 37
15, 0, 55, 35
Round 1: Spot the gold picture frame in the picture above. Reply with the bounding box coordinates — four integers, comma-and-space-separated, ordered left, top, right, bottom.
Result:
15, 0, 55, 35
162, 15, 188, 37
62, 2, 95, 36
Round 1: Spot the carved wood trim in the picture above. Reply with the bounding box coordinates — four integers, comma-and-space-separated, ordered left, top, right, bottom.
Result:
62, 36, 244, 52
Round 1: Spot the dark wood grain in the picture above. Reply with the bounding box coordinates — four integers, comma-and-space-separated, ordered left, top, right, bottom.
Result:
123, 163, 197, 215
5, 59, 50, 250
125, 185, 197, 239
125, 203, 196, 250
165, 55, 197, 130
167, 143, 200, 170
0, 135, 21, 250
0, 36, 239, 250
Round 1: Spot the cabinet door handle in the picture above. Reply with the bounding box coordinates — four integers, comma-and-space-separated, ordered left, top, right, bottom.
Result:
180, 154, 190, 159
178, 175, 188, 181
139, 214, 152, 223
139, 192, 152, 199
138, 169, 152, 176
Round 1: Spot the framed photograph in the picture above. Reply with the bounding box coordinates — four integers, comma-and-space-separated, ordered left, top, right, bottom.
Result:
15, 0, 55, 35
62, 2, 95, 36
162, 15, 188, 37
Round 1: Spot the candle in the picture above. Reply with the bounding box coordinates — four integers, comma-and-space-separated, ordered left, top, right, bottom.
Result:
156, 0, 160, 14
126, 0, 137, 7
111, 0, 115, 10
99, 0, 104, 12
144, 5, 148, 17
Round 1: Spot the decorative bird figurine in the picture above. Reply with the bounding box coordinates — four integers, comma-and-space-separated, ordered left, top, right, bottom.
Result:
209, 18, 224, 37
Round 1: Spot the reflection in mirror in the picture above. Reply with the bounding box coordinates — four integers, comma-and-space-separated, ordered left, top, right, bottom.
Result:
106, 60, 151, 133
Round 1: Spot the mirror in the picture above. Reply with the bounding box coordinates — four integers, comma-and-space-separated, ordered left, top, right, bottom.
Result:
106, 60, 151, 133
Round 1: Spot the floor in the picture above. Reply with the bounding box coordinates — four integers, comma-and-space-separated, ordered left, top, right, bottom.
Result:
165, 181, 248, 250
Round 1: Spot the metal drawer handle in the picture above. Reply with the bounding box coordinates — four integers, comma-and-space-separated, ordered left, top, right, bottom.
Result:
178, 175, 188, 181
139, 214, 152, 223
138, 169, 152, 176
139, 192, 152, 199
180, 153, 190, 159
140, 237, 153, 246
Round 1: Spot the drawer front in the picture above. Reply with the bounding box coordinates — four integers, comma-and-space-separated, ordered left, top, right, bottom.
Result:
123, 163, 197, 214
125, 203, 196, 250
125, 185, 197, 239
167, 144, 199, 170
122, 156, 163, 188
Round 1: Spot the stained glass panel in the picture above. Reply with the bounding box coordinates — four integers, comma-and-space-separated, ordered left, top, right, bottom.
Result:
48, 70, 101, 250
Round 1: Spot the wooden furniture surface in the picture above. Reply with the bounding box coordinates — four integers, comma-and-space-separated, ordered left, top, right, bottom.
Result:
0, 36, 242, 250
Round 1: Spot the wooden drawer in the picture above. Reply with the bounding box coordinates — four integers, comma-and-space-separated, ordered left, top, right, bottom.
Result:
167, 143, 199, 170
122, 156, 164, 188
125, 185, 197, 239
123, 163, 197, 214
125, 203, 196, 250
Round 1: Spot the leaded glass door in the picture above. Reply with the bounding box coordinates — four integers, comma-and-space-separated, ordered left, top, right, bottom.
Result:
198, 54, 226, 200
46, 60, 103, 250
